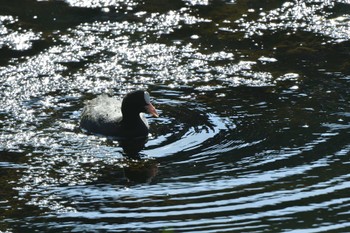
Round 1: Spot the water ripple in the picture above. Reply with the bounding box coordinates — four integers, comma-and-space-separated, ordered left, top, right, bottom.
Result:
1, 1, 350, 232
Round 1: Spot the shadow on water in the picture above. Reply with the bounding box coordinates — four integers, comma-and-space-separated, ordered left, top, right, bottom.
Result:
97, 154, 159, 186
113, 137, 159, 184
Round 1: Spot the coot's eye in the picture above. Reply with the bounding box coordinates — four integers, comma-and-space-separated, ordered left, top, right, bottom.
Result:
144, 91, 151, 104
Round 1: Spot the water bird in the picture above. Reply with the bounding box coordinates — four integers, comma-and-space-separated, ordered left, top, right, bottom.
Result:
80, 90, 158, 139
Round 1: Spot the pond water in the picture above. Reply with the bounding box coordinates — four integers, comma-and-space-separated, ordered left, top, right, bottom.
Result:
1, 0, 350, 232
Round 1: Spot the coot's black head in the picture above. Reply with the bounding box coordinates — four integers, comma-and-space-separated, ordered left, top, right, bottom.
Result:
121, 90, 158, 118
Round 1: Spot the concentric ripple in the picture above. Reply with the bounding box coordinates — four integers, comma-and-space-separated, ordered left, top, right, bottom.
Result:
1, 0, 350, 233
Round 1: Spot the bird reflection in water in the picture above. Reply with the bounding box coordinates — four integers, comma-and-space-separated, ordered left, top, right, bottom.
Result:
118, 137, 158, 184
93, 137, 158, 185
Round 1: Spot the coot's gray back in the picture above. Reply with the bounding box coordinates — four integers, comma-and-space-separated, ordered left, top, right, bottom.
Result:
80, 95, 123, 136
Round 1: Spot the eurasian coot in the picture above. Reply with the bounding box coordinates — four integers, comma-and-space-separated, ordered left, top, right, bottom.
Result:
80, 90, 158, 139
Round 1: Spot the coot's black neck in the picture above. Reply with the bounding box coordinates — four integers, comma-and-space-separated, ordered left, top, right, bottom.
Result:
121, 113, 149, 137
119, 90, 150, 138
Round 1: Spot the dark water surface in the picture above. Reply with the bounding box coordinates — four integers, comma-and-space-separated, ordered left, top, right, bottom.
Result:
1, 0, 350, 232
